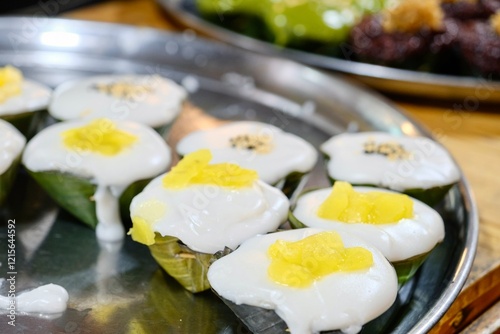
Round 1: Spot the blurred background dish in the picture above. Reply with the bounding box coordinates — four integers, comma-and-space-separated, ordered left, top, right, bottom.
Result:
157, 0, 500, 103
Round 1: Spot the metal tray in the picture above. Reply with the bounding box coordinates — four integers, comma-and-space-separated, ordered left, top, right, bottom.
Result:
157, 0, 500, 103
0, 17, 477, 334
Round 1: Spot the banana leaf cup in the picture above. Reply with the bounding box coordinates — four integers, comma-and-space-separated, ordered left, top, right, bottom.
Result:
22, 118, 172, 240
207, 228, 400, 334
128, 149, 290, 293
288, 183, 445, 285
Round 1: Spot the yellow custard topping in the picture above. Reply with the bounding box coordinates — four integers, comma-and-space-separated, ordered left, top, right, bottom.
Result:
128, 200, 167, 245
162, 149, 258, 189
317, 181, 414, 224
0, 65, 23, 103
62, 118, 138, 155
267, 231, 373, 288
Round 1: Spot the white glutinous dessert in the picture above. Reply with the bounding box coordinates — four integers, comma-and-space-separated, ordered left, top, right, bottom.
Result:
49, 74, 187, 132
128, 149, 290, 292
176, 121, 318, 196
208, 228, 398, 334
0, 283, 68, 315
290, 181, 445, 284
320, 131, 460, 205
22, 118, 171, 242
0, 65, 51, 136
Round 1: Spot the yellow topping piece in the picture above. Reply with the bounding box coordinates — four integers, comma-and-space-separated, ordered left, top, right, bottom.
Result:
62, 118, 138, 156
268, 231, 373, 288
128, 217, 156, 245
382, 0, 443, 34
491, 12, 500, 36
317, 181, 414, 224
163, 149, 258, 189
0, 65, 23, 103
128, 200, 167, 245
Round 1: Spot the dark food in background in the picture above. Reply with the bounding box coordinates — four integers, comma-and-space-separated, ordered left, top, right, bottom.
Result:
457, 17, 500, 77
441, 0, 492, 20
348, 15, 439, 67
348, 0, 445, 68
348, 0, 500, 76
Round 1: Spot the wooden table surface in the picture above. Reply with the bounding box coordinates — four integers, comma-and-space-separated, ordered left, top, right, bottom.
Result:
63, 0, 500, 332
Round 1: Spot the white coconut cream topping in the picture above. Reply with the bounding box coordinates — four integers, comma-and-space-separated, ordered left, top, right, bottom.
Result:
22, 118, 171, 241
130, 176, 290, 254
320, 132, 460, 191
176, 121, 318, 185
0, 283, 68, 314
292, 186, 445, 262
0, 120, 26, 175
49, 74, 187, 128
208, 228, 398, 334
0, 79, 51, 116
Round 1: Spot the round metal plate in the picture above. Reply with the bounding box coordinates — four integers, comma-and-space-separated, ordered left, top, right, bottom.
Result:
0, 17, 477, 334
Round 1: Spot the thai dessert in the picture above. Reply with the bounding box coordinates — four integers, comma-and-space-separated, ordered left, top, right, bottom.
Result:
289, 181, 445, 284
208, 228, 399, 334
49, 74, 187, 134
320, 131, 460, 206
128, 149, 289, 292
0, 65, 51, 137
0, 119, 26, 206
176, 121, 318, 197
22, 117, 171, 241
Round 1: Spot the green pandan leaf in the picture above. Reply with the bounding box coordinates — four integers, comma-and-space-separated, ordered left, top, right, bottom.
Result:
403, 184, 455, 207
0, 110, 45, 139
27, 170, 154, 230
149, 235, 214, 293
0, 154, 22, 206
28, 170, 98, 228
392, 251, 433, 286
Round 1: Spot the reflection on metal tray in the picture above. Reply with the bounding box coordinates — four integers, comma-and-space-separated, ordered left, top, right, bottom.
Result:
157, 0, 500, 103
0, 17, 477, 334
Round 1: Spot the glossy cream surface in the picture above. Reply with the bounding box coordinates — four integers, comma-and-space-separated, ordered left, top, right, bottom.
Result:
0, 283, 68, 314
49, 74, 187, 127
0, 120, 26, 174
22, 119, 171, 241
292, 187, 445, 262
208, 228, 398, 334
176, 121, 318, 184
130, 176, 290, 253
320, 132, 460, 191
0, 79, 51, 115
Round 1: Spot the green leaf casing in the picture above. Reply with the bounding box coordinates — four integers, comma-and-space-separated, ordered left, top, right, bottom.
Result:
149, 235, 213, 293
0, 154, 22, 206
27, 169, 153, 229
